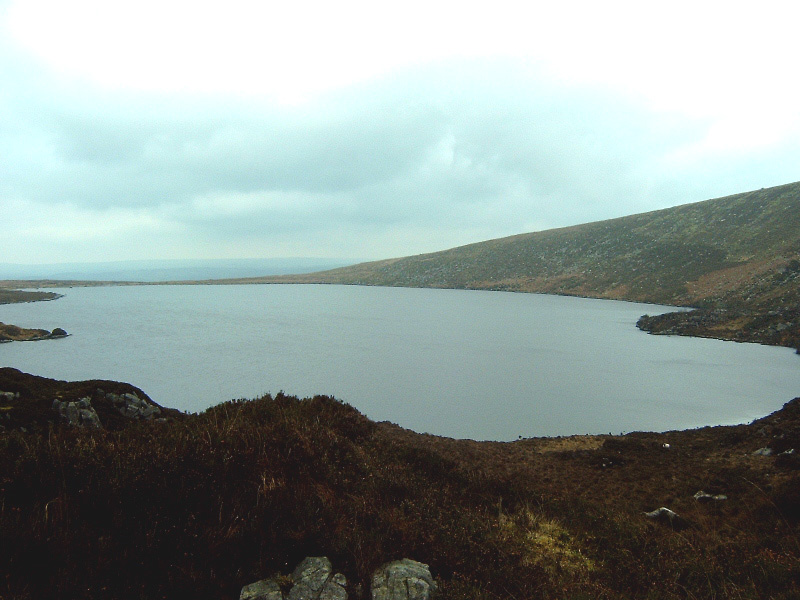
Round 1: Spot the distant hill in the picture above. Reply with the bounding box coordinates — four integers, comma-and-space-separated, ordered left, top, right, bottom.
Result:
0, 257, 354, 282
260, 181, 800, 349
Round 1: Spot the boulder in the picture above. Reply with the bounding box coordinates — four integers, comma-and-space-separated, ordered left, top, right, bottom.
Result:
106, 391, 162, 420
289, 556, 347, 600
241, 556, 436, 600
240, 578, 284, 600
644, 507, 690, 530
371, 559, 436, 600
693, 490, 728, 503
52, 397, 102, 429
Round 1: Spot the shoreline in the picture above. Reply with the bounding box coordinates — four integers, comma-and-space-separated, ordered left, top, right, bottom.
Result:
0, 289, 68, 342
3, 278, 798, 353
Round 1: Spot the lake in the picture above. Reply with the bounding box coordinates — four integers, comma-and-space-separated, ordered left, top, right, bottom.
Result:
2, 284, 799, 440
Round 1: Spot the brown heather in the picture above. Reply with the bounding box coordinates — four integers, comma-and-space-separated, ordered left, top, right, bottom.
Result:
1, 368, 799, 599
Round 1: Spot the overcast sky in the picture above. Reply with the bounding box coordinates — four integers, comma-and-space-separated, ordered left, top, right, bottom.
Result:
2, 0, 799, 266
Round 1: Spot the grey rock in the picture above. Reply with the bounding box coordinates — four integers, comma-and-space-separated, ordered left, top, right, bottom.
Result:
319, 575, 347, 600
693, 490, 728, 503
289, 556, 347, 600
372, 559, 436, 600
645, 507, 678, 520
52, 397, 102, 428
644, 507, 690, 530
291, 556, 333, 594
753, 447, 773, 456
65, 402, 79, 425
140, 405, 159, 419
109, 391, 162, 420
240, 579, 284, 600
79, 408, 102, 429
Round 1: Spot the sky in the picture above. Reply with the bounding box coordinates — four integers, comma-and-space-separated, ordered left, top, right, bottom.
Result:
2, 0, 799, 266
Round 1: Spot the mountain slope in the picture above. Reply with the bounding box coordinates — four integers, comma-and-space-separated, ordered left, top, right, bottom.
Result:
260, 181, 800, 348
265, 181, 800, 305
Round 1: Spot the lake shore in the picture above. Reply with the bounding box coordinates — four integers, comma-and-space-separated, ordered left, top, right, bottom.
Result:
0, 289, 67, 342
3, 277, 799, 353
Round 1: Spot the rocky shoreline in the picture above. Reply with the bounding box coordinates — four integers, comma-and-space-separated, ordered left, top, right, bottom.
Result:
0, 322, 68, 343
637, 307, 800, 353
0, 288, 68, 343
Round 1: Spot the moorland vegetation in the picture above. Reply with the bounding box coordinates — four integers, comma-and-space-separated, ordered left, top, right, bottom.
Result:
1, 367, 799, 599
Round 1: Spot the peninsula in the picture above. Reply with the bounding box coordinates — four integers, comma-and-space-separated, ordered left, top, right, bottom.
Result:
0, 289, 67, 342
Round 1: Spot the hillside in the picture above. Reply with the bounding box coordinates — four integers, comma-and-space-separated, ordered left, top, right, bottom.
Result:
259, 181, 800, 349
2, 368, 799, 599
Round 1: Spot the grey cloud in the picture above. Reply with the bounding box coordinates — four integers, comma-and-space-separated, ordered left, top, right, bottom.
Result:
3, 48, 798, 264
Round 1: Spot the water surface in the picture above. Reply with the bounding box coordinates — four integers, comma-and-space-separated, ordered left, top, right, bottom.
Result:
2, 284, 798, 440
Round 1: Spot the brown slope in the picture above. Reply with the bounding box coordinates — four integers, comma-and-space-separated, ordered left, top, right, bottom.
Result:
260, 181, 800, 305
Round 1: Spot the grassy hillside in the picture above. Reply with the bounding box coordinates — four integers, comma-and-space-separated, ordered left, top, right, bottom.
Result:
259, 182, 800, 348
1, 368, 799, 599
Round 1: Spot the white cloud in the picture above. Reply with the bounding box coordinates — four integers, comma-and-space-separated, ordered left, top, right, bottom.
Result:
1, 0, 799, 266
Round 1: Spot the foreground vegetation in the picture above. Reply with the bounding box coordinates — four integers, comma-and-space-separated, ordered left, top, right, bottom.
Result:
1, 368, 799, 599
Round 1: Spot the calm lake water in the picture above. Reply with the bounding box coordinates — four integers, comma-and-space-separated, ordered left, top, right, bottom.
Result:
2, 284, 799, 440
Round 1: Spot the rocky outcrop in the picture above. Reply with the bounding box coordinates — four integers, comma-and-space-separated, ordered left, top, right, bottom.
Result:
289, 557, 347, 600
637, 307, 800, 351
240, 557, 435, 600
240, 579, 284, 600
49, 390, 162, 429
52, 397, 102, 428
371, 559, 437, 600
105, 391, 162, 420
